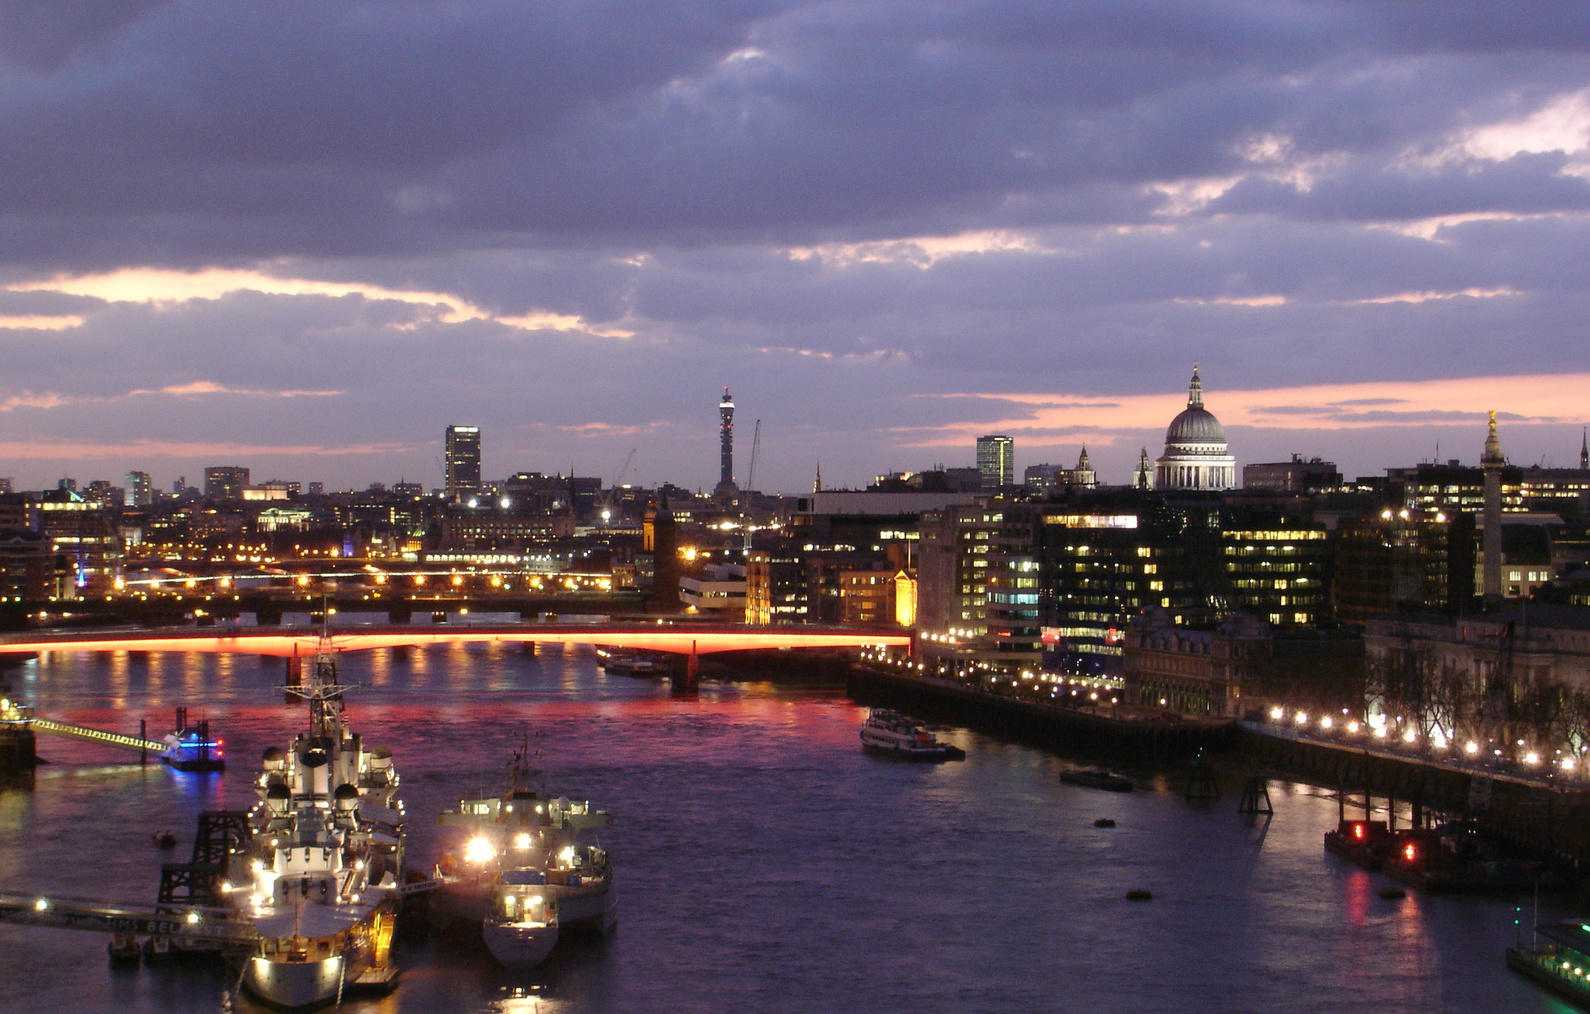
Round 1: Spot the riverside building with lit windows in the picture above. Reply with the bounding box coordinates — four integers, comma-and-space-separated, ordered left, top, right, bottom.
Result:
1037, 494, 1216, 678
1122, 610, 1363, 718
914, 501, 1045, 674
1332, 506, 1475, 625
1220, 516, 1333, 626
915, 505, 993, 670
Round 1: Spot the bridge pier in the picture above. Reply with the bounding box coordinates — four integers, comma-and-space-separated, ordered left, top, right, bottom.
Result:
671, 641, 700, 693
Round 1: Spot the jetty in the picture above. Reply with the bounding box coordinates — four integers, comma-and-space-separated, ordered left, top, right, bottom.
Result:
1, 703, 223, 772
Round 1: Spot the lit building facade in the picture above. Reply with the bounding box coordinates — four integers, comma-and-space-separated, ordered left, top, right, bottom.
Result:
445, 425, 482, 503
204, 466, 250, 501
1332, 506, 1475, 625
124, 471, 152, 507
1038, 498, 1213, 676
35, 489, 121, 593
917, 502, 1043, 673
680, 562, 747, 618
976, 435, 1014, 489
1220, 517, 1333, 626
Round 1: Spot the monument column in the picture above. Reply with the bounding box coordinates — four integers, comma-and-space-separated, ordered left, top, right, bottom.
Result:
1481, 410, 1505, 600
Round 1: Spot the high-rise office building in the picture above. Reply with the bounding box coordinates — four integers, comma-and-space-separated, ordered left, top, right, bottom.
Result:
124, 471, 152, 507
446, 425, 482, 502
976, 435, 1014, 489
204, 466, 250, 500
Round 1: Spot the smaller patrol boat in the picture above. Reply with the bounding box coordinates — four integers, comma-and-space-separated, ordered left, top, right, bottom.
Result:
1060, 768, 1134, 792
859, 709, 965, 761
434, 741, 616, 969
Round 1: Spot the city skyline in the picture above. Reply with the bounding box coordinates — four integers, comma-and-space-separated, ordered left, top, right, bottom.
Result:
9, 373, 1590, 497
2, 4, 1589, 492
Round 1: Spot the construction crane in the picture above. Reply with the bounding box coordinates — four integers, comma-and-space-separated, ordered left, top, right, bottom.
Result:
742, 420, 761, 554
598, 448, 637, 524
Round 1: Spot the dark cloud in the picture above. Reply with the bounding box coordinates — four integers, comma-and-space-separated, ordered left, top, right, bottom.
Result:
1, 1, 1589, 491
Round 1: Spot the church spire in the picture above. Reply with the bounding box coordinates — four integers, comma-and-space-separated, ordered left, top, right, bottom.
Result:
1187, 362, 1203, 409
1581, 428, 1587, 470
1134, 445, 1153, 489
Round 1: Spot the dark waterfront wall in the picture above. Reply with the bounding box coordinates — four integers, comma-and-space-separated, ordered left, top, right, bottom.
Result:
0, 728, 35, 771
1239, 726, 1590, 875
852, 663, 1590, 877
846, 664, 1236, 757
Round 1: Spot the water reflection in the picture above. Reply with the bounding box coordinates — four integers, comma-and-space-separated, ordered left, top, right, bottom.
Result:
0, 648, 1576, 1014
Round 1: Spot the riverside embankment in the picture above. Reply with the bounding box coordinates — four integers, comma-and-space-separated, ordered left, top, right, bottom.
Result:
848, 662, 1590, 878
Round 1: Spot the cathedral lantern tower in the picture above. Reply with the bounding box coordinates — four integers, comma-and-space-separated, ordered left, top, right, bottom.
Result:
1154, 364, 1236, 490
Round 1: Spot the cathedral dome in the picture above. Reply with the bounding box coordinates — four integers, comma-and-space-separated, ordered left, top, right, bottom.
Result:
1154, 364, 1236, 491
1165, 405, 1226, 445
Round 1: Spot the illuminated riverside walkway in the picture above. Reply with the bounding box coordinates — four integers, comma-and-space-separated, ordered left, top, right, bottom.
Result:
28, 718, 168, 756
0, 622, 911, 660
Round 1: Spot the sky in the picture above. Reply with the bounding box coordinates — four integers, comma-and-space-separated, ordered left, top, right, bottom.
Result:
2, 1, 1589, 495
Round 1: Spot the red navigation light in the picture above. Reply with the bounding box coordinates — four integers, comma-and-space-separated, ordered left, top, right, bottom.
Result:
1403, 843, 1417, 862
1353, 824, 1366, 840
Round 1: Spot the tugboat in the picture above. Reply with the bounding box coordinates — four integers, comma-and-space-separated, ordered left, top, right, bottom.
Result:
597, 649, 668, 677
859, 709, 966, 761
434, 741, 615, 968
227, 642, 405, 1010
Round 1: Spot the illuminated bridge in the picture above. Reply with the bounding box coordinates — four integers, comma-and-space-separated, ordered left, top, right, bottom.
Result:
0, 622, 912, 666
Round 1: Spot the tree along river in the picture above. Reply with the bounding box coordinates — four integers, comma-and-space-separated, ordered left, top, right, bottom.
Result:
0, 636, 1578, 1014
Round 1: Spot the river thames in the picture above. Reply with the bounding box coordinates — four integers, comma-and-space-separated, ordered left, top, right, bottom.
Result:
0, 634, 1577, 1014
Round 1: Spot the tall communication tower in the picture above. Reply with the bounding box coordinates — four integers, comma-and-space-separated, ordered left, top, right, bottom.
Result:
719, 387, 735, 488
